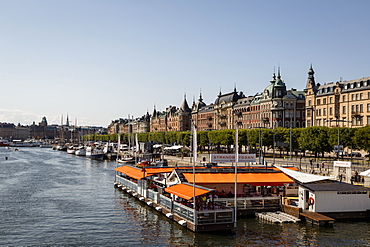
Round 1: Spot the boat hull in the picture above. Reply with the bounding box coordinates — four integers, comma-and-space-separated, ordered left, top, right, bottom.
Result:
86, 153, 104, 160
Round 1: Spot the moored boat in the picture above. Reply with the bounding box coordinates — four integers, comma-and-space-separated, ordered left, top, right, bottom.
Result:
75, 146, 86, 156
86, 146, 104, 160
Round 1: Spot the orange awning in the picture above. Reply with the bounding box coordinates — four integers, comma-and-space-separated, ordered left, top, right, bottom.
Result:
182, 172, 294, 186
165, 183, 211, 200
115, 165, 147, 180
144, 167, 175, 174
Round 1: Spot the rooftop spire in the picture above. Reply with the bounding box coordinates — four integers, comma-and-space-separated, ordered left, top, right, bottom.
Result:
277, 67, 281, 80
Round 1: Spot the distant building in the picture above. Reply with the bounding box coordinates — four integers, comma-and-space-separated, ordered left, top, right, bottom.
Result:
0, 123, 15, 140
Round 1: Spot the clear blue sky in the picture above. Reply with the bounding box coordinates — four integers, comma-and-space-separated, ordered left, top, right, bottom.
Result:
1, 1, 369, 126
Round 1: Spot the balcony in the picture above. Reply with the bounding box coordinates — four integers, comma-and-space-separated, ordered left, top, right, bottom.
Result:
351, 111, 362, 117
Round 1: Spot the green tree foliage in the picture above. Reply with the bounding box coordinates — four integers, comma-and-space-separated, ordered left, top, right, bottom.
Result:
298, 126, 331, 157
353, 126, 370, 155
198, 131, 209, 151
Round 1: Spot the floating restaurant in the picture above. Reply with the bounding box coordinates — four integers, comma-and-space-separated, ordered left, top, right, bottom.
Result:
114, 164, 296, 232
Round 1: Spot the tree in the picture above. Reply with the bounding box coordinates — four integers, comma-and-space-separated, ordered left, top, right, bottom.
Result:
353, 126, 370, 157
298, 126, 331, 158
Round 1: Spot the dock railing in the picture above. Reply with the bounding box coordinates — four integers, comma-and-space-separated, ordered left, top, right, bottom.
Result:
159, 194, 172, 210
173, 201, 194, 221
214, 196, 281, 210
147, 189, 159, 204
116, 175, 138, 192
195, 208, 234, 225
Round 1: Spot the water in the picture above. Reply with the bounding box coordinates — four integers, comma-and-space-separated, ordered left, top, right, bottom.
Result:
0, 147, 369, 246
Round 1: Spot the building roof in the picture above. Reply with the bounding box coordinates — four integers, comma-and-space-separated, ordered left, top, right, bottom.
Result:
301, 180, 370, 192
214, 89, 244, 105
164, 183, 213, 200
182, 172, 294, 186
275, 165, 334, 183
360, 169, 370, 177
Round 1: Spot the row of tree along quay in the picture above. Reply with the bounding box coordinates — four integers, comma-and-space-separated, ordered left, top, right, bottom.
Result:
83, 125, 370, 160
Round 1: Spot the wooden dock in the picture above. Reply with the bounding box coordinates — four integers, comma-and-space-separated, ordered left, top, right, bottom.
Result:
300, 211, 334, 227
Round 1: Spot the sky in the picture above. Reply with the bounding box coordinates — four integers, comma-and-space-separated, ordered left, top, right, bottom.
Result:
1, 1, 369, 127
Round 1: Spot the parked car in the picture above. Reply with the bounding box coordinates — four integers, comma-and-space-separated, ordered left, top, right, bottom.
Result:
348, 152, 361, 157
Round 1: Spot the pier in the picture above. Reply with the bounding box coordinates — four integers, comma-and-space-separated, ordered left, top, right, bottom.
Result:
300, 211, 335, 227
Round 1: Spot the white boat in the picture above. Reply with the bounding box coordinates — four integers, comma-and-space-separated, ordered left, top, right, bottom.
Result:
67, 146, 77, 154
75, 146, 86, 156
86, 146, 104, 160
118, 154, 135, 163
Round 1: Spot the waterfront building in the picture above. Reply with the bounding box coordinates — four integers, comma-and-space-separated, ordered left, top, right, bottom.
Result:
305, 65, 370, 128
150, 107, 167, 132
278, 166, 370, 221
191, 94, 214, 131
191, 70, 305, 131
0, 123, 16, 140
233, 70, 306, 129
150, 96, 192, 132
213, 88, 245, 130
114, 164, 295, 232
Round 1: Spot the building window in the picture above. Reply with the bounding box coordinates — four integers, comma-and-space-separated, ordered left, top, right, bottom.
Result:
330, 97, 333, 103
323, 108, 326, 116
352, 105, 355, 113
360, 93, 363, 100
343, 95, 346, 102
368, 116, 370, 125
368, 104, 370, 112
356, 94, 359, 100
323, 98, 327, 104
317, 99, 320, 105
330, 107, 333, 115
308, 100, 312, 106
352, 94, 355, 101
343, 106, 346, 114
360, 104, 363, 113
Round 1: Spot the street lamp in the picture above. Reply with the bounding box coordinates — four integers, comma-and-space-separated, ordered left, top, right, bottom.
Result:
325, 119, 352, 159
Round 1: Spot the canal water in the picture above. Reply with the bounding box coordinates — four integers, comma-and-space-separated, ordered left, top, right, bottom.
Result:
1, 147, 369, 246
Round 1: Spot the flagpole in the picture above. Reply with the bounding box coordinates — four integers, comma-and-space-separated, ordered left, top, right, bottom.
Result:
115, 133, 120, 183
234, 122, 238, 227
192, 121, 197, 225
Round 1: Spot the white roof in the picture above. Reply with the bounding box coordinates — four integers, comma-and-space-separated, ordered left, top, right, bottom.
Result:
274, 165, 335, 184
359, 169, 370, 177
164, 145, 183, 150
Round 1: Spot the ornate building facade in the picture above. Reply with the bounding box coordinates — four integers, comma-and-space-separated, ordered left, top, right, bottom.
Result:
305, 66, 370, 128
149, 96, 192, 132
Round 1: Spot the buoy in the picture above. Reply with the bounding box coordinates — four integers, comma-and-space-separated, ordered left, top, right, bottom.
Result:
155, 207, 162, 212
309, 197, 315, 205
139, 197, 145, 201
147, 201, 153, 207
166, 213, 173, 219
178, 220, 187, 226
